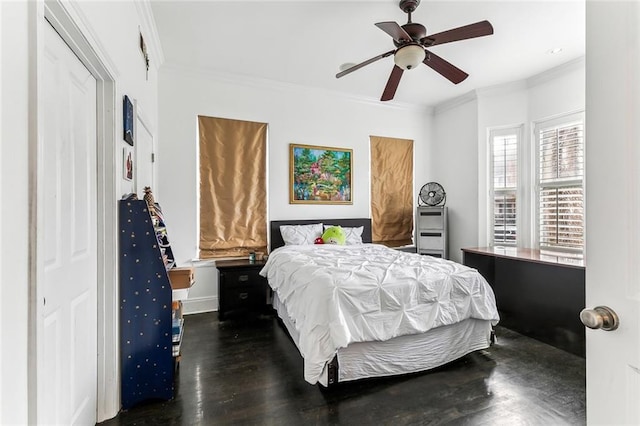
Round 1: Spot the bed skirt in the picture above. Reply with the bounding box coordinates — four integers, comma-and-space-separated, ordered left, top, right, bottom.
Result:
272, 292, 493, 387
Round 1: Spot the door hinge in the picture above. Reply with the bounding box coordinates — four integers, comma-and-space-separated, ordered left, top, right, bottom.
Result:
151, 153, 155, 163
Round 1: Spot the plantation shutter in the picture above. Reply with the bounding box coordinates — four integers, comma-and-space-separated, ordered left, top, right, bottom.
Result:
538, 120, 584, 253
491, 132, 518, 245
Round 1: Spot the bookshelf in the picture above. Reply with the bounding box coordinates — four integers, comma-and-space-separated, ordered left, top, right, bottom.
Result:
118, 198, 175, 409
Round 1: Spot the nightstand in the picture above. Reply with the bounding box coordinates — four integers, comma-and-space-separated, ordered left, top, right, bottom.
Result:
216, 259, 269, 320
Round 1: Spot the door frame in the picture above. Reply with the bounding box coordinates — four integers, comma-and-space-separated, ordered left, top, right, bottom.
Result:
30, 0, 119, 422
134, 103, 156, 196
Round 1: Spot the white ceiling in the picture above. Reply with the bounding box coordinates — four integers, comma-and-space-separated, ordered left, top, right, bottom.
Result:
150, 0, 585, 108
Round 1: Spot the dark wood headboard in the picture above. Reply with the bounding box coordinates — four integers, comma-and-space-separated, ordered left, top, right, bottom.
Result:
270, 218, 372, 252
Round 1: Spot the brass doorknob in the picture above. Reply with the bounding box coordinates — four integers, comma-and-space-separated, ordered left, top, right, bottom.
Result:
580, 306, 619, 331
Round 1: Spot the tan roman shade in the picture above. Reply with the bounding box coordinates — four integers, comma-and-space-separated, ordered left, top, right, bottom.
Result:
198, 116, 267, 258
370, 136, 414, 247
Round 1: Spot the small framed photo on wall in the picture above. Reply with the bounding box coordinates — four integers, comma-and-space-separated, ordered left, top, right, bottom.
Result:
123, 146, 134, 181
123, 95, 134, 146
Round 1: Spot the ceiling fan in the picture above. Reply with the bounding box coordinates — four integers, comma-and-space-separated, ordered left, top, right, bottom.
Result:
336, 0, 494, 101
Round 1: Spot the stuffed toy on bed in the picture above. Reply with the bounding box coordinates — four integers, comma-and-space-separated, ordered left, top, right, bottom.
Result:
322, 226, 346, 245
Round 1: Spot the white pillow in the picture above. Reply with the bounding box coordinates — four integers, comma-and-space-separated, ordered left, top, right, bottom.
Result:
323, 225, 364, 245
280, 223, 323, 245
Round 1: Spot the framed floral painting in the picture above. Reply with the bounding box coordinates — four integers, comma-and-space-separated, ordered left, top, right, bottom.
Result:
290, 143, 352, 204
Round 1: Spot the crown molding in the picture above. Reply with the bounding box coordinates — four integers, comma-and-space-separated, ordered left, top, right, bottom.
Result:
526, 56, 585, 88
433, 90, 477, 115
476, 80, 528, 99
134, 0, 165, 69
433, 55, 586, 115
161, 61, 433, 114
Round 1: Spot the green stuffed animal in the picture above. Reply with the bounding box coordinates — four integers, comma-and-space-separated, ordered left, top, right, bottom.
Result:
322, 226, 346, 245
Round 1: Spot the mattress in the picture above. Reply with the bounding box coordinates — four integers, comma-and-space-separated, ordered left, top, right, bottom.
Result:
273, 292, 493, 386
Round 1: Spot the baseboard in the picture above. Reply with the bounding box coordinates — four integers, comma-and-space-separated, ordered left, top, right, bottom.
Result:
182, 296, 217, 315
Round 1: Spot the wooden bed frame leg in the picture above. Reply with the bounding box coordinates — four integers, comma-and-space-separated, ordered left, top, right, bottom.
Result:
490, 328, 497, 344
327, 355, 339, 386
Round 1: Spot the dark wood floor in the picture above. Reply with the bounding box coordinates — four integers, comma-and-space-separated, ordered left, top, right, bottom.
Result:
100, 312, 585, 425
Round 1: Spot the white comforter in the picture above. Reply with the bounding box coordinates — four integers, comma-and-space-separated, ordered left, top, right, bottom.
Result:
260, 244, 499, 384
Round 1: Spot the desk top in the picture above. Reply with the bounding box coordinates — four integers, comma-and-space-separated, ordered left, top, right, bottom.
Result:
461, 247, 585, 269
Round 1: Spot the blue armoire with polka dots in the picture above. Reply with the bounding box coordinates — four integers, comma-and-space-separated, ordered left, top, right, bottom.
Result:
119, 198, 175, 409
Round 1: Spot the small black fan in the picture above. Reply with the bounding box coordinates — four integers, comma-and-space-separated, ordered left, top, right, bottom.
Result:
419, 182, 446, 206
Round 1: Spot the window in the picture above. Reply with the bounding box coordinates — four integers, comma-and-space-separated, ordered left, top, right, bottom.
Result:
536, 114, 585, 254
489, 128, 520, 246
369, 136, 414, 247
198, 116, 268, 258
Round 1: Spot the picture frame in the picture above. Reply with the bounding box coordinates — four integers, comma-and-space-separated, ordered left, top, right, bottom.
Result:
123, 146, 134, 181
290, 143, 352, 204
123, 95, 134, 146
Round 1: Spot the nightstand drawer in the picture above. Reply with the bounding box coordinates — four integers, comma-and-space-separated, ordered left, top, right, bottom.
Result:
220, 268, 264, 288
417, 232, 444, 250
221, 285, 266, 312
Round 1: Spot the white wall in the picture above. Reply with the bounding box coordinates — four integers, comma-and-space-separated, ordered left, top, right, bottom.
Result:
528, 59, 585, 122
71, 0, 161, 198
477, 83, 529, 247
0, 0, 163, 422
432, 98, 479, 263
432, 58, 585, 261
157, 65, 433, 312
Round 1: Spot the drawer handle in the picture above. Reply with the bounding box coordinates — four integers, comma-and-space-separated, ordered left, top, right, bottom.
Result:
421, 232, 442, 237
420, 212, 442, 216
239, 292, 249, 300
238, 275, 249, 282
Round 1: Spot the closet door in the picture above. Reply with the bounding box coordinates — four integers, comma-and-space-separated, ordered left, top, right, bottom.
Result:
40, 20, 98, 425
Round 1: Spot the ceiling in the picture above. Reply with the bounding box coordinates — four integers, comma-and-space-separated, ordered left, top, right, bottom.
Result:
150, 0, 585, 108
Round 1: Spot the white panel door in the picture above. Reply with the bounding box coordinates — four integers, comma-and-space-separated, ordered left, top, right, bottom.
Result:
585, 1, 640, 423
135, 115, 155, 195
40, 21, 97, 425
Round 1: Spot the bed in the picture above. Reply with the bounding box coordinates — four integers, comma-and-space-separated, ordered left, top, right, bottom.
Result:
261, 218, 499, 386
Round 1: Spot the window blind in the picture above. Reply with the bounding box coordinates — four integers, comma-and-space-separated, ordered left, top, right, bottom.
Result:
539, 123, 584, 182
198, 116, 268, 258
538, 121, 584, 253
494, 193, 516, 244
539, 187, 584, 250
493, 134, 518, 189
491, 132, 518, 245
369, 136, 414, 247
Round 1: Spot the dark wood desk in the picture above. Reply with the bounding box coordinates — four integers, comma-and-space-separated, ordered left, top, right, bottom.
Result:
462, 247, 585, 357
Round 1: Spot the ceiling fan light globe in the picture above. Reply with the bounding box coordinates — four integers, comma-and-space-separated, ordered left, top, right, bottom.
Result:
394, 44, 426, 70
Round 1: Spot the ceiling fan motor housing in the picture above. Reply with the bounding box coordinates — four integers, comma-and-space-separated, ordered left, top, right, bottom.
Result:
399, 0, 420, 14
394, 22, 427, 46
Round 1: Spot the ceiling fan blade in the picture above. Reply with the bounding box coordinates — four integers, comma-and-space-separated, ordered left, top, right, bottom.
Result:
375, 21, 412, 43
423, 50, 468, 84
336, 50, 395, 78
421, 20, 494, 47
381, 65, 404, 101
